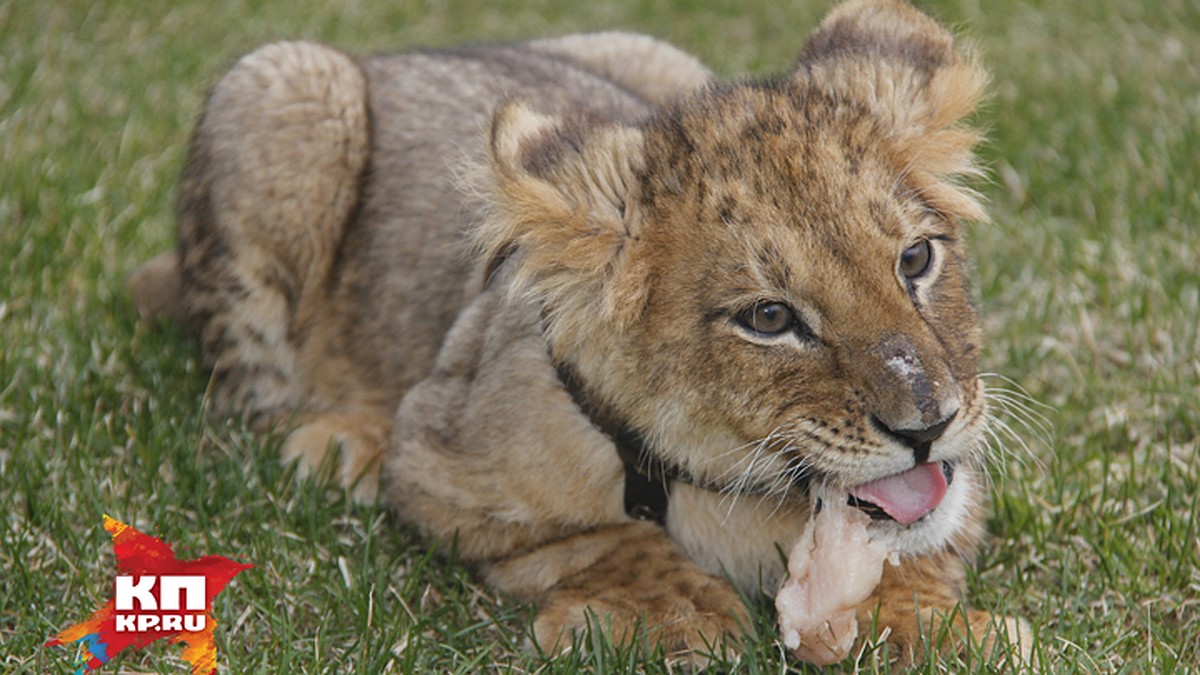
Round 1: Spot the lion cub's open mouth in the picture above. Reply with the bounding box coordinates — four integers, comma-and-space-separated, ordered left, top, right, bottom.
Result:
846, 461, 955, 525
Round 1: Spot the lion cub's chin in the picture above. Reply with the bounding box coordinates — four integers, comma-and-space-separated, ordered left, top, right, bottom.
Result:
849, 464, 978, 557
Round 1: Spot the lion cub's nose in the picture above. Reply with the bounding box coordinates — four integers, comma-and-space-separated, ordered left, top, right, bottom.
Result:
872, 411, 957, 463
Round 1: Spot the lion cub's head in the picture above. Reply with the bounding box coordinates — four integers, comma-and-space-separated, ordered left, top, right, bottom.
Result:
478, 0, 990, 554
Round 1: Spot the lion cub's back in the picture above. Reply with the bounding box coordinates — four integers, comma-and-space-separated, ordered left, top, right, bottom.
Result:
323, 45, 655, 401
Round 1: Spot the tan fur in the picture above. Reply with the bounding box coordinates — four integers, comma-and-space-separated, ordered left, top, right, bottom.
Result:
131, 3, 1030, 666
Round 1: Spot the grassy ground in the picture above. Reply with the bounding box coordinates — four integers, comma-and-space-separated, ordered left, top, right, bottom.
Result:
2, 0, 1197, 671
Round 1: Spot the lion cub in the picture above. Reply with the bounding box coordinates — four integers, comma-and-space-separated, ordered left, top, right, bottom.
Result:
131, 0, 1032, 665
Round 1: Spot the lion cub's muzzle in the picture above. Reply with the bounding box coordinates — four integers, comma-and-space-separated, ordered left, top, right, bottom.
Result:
838, 333, 969, 526
856, 332, 964, 453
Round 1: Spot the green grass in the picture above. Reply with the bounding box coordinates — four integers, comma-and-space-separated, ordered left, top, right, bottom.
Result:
2, 0, 1197, 671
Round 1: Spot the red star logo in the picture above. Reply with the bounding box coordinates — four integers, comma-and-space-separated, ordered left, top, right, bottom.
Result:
46, 516, 253, 674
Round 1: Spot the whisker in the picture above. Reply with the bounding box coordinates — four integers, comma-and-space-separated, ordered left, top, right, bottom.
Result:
978, 372, 1053, 406
990, 414, 1041, 468
979, 373, 1055, 433
767, 451, 817, 517
714, 421, 828, 522
977, 416, 1012, 481
718, 435, 772, 517
977, 374, 1055, 474
984, 390, 1055, 447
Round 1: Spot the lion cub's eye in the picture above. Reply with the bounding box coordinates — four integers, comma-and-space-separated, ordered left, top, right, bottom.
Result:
899, 239, 933, 280
735, 302, 796, 336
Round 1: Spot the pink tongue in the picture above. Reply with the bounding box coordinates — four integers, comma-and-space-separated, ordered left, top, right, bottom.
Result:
849, 462, 947, 525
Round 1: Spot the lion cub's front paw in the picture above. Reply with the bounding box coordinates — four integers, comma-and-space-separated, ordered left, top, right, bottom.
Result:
533, 579, 746, 667
528, 530, 748, 667
281, 412, 387, 502
880, 608, 1034, 668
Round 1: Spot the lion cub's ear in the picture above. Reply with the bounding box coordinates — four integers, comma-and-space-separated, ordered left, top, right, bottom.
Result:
474, 100, 651, 348
797, 0, 988, 220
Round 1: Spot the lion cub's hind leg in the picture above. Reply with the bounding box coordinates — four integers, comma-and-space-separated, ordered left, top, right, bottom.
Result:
176, 41, 377, 493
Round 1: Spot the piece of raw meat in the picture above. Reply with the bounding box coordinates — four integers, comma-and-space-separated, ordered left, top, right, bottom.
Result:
776, 487, 894, 665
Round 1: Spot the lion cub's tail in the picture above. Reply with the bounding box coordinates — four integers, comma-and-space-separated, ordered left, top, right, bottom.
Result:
128, 251, 184, 323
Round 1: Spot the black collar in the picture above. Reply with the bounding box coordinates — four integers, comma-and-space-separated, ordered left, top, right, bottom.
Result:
506, 247, 739, 523
552, 359, 817, 525
496, 253, 680, 523
554, 362, 724, 524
